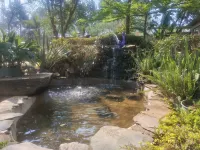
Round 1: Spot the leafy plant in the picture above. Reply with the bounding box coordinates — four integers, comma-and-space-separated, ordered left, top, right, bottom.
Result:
140, 35, 200, 100
153, 109, 200, 150
122, 109, 200, 150
0, 141, 8, 149
0, 30, 39, 67
42, 38, 69, 70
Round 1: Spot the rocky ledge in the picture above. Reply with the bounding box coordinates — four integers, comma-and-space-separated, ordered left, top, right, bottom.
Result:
2, 84, 170, 150
0, 96, 36, 143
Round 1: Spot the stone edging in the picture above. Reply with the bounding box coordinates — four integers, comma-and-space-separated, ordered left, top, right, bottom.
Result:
129, 84, 171, 136
0, 96, 36, 145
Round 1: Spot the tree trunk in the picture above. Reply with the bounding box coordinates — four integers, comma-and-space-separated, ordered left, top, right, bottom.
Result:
46, 0, 58, 38
144, 13, 148, 41
59, 0, 65, 37
63, 0, 79, 34
50, 17, 58, 38
125, 0, 132, 34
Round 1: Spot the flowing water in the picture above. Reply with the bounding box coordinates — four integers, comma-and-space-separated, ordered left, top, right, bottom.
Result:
17, 84, 144, 149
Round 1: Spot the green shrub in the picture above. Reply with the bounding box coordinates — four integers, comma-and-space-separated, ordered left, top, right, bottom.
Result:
122, 109, 200, 150
65, 37, 96, 45
140, 35, 200, 100
152, 109, 200, 150
46, 38, 98, 76
0, 141, 8, 149
42, 38, 69, 70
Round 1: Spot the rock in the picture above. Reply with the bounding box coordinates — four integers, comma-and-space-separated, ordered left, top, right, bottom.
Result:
144, 100, 169, 114
0, 133, 11, 142
126, 93, 141, 101
90, 126, 153, 150
0, 113, 22, 121
0, 120, 13, 131
2, 142, 53, 150
128, 124, 153, 137
133, 114, 159, 133
106, 94, 124, 102
141, 108, 170, 119
95, 107, 116, 118
59, 142, 89, 150
52, 72, 60, 78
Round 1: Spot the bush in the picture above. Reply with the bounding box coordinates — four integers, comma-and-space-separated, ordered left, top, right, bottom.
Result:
140, 35, 200, 100
42, 38, 69, 70
65, 37, 96, 45
122, 109, 200, 150
153, 109, 200, 150
46, 38, 98, 76
0, 141, 8, 149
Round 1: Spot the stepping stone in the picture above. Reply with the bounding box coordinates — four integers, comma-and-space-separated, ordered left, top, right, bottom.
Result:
59, 142, 89, 150
90, 126, 153, 150
133, 114, 159, 133
141, 108, 169, 119
128, 124, 153, 137
0, 120, 13, 131
0, 113, 23, 121
2, 142, 53, 150
144, 100, 169, 112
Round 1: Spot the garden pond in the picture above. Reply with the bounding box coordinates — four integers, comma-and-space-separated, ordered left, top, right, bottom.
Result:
17, 82, 144, 149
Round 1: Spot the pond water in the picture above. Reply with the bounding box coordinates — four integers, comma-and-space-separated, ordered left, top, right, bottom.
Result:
17, 84, 144, 149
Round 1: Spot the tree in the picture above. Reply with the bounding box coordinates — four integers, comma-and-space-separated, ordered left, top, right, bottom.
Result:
75, 0, 96, 36
95, 0, 150, 34
3, 0, 28, 33
42, 0, 79, 38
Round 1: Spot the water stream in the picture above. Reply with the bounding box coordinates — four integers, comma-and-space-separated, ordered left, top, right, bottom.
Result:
17, 83, 144, 149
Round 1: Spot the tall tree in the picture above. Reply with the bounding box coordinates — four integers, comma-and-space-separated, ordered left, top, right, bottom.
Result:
42, 0, 79, 38
3, 0, 28, 33
75, 0, 96, 36
95, 0, 149, 34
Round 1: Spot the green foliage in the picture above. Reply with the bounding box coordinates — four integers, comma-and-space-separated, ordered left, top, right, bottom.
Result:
0, 141, 8, 149
44, 37, 98, 76
67, 44, 98, 75
65, 37, 96, 45
0, 30, 39, 66
139, 53, 155, 75
86, 21, 125, 36
122, 109, 200, 150
42, 38, 69, 70
139, 35, 200, 100
152, 109, 200, 150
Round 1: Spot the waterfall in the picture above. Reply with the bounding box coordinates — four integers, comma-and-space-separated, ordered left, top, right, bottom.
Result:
102, 32, 125, 81
111, 33, 124, 82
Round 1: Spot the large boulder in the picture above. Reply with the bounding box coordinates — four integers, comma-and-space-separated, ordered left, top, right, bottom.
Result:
90, 126, 153, 150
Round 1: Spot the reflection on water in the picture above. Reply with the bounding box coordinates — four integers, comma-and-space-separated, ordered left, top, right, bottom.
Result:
17, 84, 144, 149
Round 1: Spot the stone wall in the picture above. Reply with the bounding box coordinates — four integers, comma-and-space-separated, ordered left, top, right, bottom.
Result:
0, 73, 52, 96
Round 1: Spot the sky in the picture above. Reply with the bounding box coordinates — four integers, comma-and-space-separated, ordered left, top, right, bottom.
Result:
94, 0, 100, 6
5, 0, 100, 7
